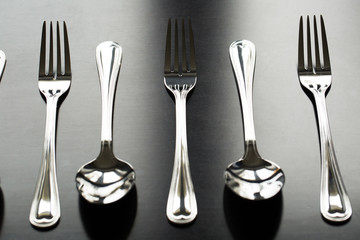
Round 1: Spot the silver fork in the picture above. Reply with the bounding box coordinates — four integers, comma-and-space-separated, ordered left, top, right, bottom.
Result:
164, 18, 197, 224
29, 21, 71, 228
298, 15, 352, 222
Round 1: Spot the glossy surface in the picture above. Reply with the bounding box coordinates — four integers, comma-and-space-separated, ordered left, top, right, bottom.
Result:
164, 19, 197, 224
225, 40, 285, 200
75, 41, 135, 204
1, 0, 360, 239
29, 21, 71, 228
298, 16, 352, 222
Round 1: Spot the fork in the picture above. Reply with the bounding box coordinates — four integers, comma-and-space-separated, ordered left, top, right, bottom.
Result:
164, 18, 197, 224
29, 21, 71, 228
298, 15, 352, 222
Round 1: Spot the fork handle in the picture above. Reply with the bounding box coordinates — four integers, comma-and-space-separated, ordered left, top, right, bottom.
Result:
313, 91, 352, 222
166, 89, 197, 224
29, 96, 60, 228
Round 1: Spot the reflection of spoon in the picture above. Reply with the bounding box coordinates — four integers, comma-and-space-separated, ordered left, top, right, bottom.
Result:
224, 40, 284, 200
76, 41, 135, 204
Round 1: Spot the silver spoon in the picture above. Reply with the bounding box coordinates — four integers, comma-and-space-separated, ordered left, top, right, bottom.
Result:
75, 41, 135, 204
224, 40, 285, 200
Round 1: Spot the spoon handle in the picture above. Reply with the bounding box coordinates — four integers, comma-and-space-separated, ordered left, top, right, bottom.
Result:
229, 40, 256, 143
96, 41, 123, 142
312, 91, 352, 222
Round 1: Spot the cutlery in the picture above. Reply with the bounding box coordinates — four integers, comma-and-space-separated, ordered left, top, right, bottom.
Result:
29, 21, 71, 228
0, 50, 5, 80
297, 15, 352, 222
224, 40, 285, 200
164, 19, 197, 224
75, 41, 135, 204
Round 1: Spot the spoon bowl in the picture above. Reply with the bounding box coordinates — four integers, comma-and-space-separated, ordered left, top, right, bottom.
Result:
225, 143, 284, 200
76, 143, 135, 204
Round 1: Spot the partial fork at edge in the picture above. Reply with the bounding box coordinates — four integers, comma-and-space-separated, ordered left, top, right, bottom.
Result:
164, 18, 197, 224
29, 21, 71, 228
298, 15, 352, 222
0, 50, 6, 81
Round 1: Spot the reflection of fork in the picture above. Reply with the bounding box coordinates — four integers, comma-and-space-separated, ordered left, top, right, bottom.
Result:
297, 15, 352, 222
29, 21, 71, 228
0, 50, 6, 80
164, 18, 197, 224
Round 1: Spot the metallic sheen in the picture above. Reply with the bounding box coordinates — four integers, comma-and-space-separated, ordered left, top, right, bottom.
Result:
164, 19, 197, 224
224, 40, 285, 200
298, 15, 352, 222
29, 21, 71, 228
75, 41, 135, 204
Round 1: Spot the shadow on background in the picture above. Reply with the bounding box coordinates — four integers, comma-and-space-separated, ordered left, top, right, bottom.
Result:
79, 186, 137, 240
223, 186, 283, 240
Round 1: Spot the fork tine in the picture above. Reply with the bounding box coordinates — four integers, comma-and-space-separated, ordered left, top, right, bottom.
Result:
63, 22, 71, 76
56, 22, 61, 76
306, 16, 313, 70
182, 19, 187, 73
188, 18, 196, 73
174, 19, 179, 73
320, 15, 331, 71
313, 16, 321, 71
39, 21, 46, 77
49, 22, 54, 76
164, 19, 172, 74
298, 16, 305, 71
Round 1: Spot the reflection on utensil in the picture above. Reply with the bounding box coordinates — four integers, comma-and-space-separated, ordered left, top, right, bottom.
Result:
29, 21, 71, 228
297, 15, 352, 222
75, 41, 135, 204
224, 40, 285, 200
164, 19, 198, 224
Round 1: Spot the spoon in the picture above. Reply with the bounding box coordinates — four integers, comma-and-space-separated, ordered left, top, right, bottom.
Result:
76, 41, 135, 204
224, 40, 285, 200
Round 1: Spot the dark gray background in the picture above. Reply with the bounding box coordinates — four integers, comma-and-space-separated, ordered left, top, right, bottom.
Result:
0, 0, 359, 239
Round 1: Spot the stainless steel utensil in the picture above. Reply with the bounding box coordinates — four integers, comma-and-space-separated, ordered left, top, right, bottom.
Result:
224, 40, 285, 200
164, 19, 197, 224
297, 15, 352, 222
29, 21, 71, 228
75, 41, 135, 204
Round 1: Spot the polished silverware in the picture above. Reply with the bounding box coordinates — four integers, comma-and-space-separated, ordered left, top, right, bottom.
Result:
75, 41, 135, 204
164, 19, 197, 224
29, 21, 71, 228
0, 50, 6, 80
297, 15, 352, 222
224, 40, 285, 200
